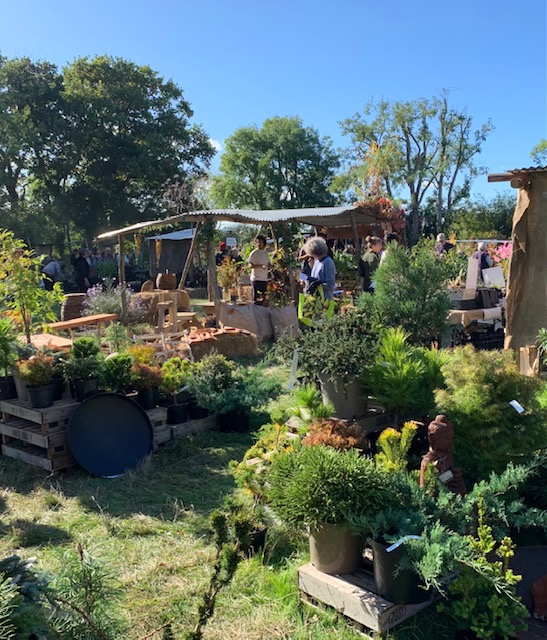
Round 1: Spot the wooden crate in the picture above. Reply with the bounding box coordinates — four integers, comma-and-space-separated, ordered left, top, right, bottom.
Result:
0, 398, 80, 433
1, 442, 74, 472
298, 563, 434, 637
146, 407, 171, 449
171, 414, 217, 440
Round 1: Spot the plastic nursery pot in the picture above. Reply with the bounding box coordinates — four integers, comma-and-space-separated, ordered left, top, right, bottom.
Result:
52, 374, 65, 401
309, 523, 362, 575
72, 378, 100, 403
0, 376, 17, 401
242, 525, 268, 558
26, 383, 55, 409
136, 389, 156, 411
216, 409, 251, 433
372, 539, 430, 604
319, 376, 368, 420
188, 400, 208, 420
13, 374, 29, 403
167, 402, 189, 425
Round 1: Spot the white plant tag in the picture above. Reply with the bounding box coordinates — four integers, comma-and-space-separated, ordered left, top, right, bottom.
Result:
509, 400, 525, 414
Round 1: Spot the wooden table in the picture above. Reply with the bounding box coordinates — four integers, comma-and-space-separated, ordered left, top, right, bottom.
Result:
29, 334, 73, 351
46, 313, 118, 338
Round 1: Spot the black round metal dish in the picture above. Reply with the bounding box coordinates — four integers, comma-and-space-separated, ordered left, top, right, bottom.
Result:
68, 392, 153, 477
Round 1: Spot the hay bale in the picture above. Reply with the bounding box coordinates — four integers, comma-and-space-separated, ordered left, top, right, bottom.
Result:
189, 328, 260, 360
61, 294, 86, 321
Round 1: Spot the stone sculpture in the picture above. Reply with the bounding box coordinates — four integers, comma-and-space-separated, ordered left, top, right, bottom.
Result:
420, 414, 466, 495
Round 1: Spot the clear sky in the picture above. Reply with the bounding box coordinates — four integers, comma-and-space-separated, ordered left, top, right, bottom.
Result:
2, 0, 546, 200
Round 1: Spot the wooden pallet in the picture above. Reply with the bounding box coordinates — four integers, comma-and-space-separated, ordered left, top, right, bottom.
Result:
146, 407, 171, 449
171, 414, 217, 440
298, 563, 434, 637
0, 398, 80, 433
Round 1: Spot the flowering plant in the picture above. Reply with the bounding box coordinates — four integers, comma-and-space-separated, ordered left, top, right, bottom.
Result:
492, 242, 512, 279
84, 279, 147, 325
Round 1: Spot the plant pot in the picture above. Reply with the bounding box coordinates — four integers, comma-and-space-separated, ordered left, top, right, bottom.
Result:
216, 409, 250, 433
13, 374, 29, 402
188, 401, 208, 420
167, 402, 189, 425
372, 539, 430, 604
72, 377, 100, 403
242, 525, 268, 557
174, 389, 192, 404
136, 389, 156, 410
52, 374, 65, 401
26, 383, 54, 409
320, 376, 368, 420
0, 375, 17, 401
309, 523, 362, 575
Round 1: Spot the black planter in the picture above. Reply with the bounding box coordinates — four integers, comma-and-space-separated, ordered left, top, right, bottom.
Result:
72, 377, 100, 403
242, 526, 268, 557
372, 539, 430, 604
188, 401, 208, 420
216, 409, 250, 433
27, 383, 55, 409
0, 375, 17, 401
167, 402, 189, 425
52, 374, 64, 401
136, 389, 156, 410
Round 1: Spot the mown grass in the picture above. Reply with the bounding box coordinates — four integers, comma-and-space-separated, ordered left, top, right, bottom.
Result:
0, 427, 453, 639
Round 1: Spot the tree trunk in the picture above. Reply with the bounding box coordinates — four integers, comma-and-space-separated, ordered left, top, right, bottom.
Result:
407, 203, 421, 246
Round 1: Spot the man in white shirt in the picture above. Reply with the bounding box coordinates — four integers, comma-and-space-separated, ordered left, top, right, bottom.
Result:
247, 235, 269, 305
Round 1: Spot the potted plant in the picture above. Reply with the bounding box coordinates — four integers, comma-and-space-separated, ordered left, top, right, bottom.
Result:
187, 353, 281, 432
63, 336, 103, 402
0, 317, 17, 401
161, 357, 193, 424
16, 352, 55, 408
103, 353, 134, 395
12, 342, 36, 401
133, 363, 162, 410
267, 445, 393, 575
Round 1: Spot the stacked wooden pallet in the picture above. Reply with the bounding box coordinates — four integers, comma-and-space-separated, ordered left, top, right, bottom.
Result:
0, 398, 79, 472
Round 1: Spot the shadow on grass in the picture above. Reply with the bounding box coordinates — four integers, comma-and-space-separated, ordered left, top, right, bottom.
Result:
4, 519, 72, 548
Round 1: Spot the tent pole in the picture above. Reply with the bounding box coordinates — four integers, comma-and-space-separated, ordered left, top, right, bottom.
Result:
178, 222, 201, 290
118, 232, 127, 324
350, 212, 361, 252
205, 216, 220, 316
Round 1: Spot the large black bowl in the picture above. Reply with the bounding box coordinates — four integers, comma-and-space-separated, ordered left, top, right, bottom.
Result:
68, 392, 153, 477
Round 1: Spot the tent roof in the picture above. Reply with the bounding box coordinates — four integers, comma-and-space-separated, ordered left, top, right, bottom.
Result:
96, 204, 401, 240
488, 166, 547, 182
147, 228, 195, 241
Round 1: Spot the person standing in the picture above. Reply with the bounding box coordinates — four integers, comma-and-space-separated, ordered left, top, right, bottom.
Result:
41, 256, 61, 291
302, 236, 336, 300
248, 235, 270, 305
74, 249, 91, 293
359, 236, 382, 292
472, 241, 493, 278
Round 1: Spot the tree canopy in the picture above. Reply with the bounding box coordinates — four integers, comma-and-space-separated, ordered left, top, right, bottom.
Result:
341, 92, 493, 244
0, 54, 214, 245
211, 116, 340, 210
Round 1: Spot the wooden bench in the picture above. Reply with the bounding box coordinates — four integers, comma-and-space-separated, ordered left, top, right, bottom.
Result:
46, 313, 118, 339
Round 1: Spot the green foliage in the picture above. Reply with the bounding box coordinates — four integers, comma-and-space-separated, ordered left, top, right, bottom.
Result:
270, 308, 378, 382
187, 352, 281, 416
373, 241, 450, 344
63, 336, 103, 381
160, 357, 193, 400
376, 422, 419, 471
364, 327, 447, 420
530, 138, 547, 164
286, 383, 334, 427
211, 116, 340, 210
267, 445, 393, 529
0, 229, 64, 344
435, 345, 547, 483
51, 543, 126, 639
102, 353, 134, 393
132, 363, 163, 392
447, 193, 514, 240
437, 502, 528, 640
0, 317, 17, 377
72, 336, 101, 359
332, 250, 357, 279
104, 322, 132, 353
16, 352, 54, 386
85, 282, 147, 326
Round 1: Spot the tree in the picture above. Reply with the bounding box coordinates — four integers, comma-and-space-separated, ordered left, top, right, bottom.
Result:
447, 193, 515, 240
0, 54, 215, 245
530, 139, 547, 164
341, 93, 493, 244
211, 116, 340, 210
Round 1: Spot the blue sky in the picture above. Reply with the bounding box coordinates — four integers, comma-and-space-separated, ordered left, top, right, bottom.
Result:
2, 0, 546, 200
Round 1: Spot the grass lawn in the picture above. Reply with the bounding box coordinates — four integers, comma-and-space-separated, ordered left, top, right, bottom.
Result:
0, 427, 454, 639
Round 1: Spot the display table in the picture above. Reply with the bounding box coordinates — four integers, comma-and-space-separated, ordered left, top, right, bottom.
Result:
47, 313, 118, 338
448, 306, 502, 328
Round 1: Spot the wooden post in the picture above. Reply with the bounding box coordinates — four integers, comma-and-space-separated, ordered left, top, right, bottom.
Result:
269, 223, 279, 251
178, 222, 201, 290
205, 217, 220, 317
118, 232, 127, 324
350, 212, 361, 253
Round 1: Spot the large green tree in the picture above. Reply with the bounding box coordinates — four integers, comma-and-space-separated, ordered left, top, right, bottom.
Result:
211, 116, 340, 210
530, 139, 547, 164
341, 93, 493, 243
0, 54, 214, 245
447, 193, 515, 240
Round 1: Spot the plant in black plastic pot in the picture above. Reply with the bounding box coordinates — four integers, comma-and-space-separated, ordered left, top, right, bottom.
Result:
132, 363, 163, 410
160, 357, 193, 424
16, 352, 55, 408
187, 352, 281, 432
267, 444, 394, 575
102, 353, 134, 395
63, 336, 103, 402
0, 317, 17, 401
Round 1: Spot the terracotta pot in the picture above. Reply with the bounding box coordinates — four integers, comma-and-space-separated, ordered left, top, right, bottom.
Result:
309, 523, 362, 575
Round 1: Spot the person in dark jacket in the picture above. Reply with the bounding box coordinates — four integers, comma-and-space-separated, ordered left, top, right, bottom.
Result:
359, 236, 382, 292
74, 249, 90, 292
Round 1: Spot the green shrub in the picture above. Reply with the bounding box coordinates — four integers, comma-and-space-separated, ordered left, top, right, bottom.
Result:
161, 357, 193, 400
373, 240, 450, 345
435, 346, 547, 484
71, 336, 101, 359
103, 353, 134, 393
16, 352, 54, 386
0, 317, 17, 377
